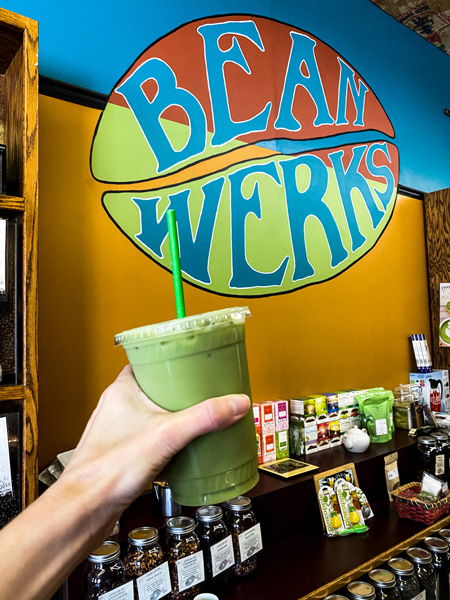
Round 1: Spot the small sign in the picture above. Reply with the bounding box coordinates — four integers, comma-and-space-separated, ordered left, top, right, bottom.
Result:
0, 417, 12, 496
210, 534, 235, 577
97, 580, 133, 599
176, 550, 204, 592
137, 561, 172, 600
0, 219, 6, 294
439, 283, 450, 346
237, 523, 263, 560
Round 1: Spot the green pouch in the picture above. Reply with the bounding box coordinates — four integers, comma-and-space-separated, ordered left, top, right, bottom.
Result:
356, 389, 393, 443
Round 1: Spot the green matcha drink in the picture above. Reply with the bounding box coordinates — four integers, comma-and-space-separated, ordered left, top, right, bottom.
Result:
114, 307, 259, 506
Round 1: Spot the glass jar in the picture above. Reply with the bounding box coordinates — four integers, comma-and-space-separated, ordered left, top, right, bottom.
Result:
430, 431, 449, 482
417, 436, 437, 480
323, 596, 349, 600
406, 547, 437, 600
424, 536, 450, 600
124, 526, 164, 595
387, 557, 421, 600
346, 580, 376, 600
165, 516, 203, 600
195, 505, 230, 588
368, 569, 401, 600
82, 541, 125, 600
224, 496, 258, 577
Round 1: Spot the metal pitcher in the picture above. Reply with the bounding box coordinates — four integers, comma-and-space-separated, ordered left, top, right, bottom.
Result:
153, 481, 181, 517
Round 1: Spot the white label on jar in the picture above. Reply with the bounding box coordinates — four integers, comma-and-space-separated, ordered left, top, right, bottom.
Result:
436, 454, 445, 476
0, 219, 5, 293
176, 550, 205, 592
210, 534, 235, 577
99, 581, 133, 600
237, 523, 263, 560
387, 467, 399, 480
411, 591, 426, 600
375, 418, 388, 435
0, 417, 12, 495
137, 561, 171, 600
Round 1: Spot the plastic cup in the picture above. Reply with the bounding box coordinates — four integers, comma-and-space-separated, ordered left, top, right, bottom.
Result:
114, 307, 259, 506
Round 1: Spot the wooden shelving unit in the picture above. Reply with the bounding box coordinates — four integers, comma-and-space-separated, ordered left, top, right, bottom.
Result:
0, 8, 38, 523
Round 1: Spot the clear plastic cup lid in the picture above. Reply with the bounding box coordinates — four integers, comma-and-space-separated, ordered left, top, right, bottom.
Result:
114, 307, 251, 346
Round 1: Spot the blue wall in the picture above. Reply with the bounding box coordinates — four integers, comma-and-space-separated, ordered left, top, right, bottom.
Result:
4, 0, 450, 193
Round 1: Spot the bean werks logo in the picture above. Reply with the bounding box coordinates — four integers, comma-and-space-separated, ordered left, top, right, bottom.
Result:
91, 15, 398, 297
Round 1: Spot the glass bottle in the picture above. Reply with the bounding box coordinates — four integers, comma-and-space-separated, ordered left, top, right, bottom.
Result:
387, 557, 421, 600
406, 547, 437, 600
124, 526, 164, 596
195, 505, 231, 588
417, 437, 437, 480
224, 496, 259, 577
165, 516, 203, 600
424, 536, 450, 600
346, 580, 377, 600
368, 568, 401, 600
430, 431, 449, 483
82, 541, 125, 600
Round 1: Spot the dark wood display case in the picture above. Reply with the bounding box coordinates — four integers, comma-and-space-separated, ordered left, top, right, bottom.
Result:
66, 430, 449, 599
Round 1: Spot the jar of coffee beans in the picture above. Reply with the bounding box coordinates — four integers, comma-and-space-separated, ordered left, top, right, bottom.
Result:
424, 536, 450, 600
387, 558, 421, 600
165, 516, 203, 600
82, 541, 125, 599
346, 581, 376, 600
224, 496, 260, 577
368, 569, 401, 600
124, 526, 164, 595
406, 547, 436, 600
195, 505, 231, 588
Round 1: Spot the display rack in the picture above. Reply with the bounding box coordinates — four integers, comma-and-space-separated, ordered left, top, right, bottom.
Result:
0, 8, 38, 523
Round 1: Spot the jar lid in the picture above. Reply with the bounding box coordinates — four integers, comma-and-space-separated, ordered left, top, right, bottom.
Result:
431, 431, 449, 441
87, 541, 121, 563
346, 580, 376, 599
114, 307, 251, 346
166, 516, 196, 534
439, 528, 450, 541
225, 496, 252, 512
406, 547, 433, 564
323, 596, 349, 600
424, 536, 449, 553
128, 526, 159, 546
387, 557, 414, 575
418, 436, 437, 446
368, 569, 396, 588
196, 505, 223, 523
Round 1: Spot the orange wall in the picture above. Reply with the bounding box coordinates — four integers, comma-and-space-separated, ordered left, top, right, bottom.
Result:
38, 95, 431, 469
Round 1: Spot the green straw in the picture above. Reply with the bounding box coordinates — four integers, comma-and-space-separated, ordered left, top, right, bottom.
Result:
166, 209, 186, 318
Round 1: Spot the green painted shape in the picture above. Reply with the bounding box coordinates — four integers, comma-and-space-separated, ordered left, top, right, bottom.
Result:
102, 154, 397, 297
91, 103, 244, 183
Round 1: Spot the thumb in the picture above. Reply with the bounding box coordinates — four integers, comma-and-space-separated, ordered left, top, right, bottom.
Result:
165, 394, 251, 455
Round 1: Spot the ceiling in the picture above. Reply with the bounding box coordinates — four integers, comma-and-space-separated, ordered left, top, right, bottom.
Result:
371, 0, 450, 54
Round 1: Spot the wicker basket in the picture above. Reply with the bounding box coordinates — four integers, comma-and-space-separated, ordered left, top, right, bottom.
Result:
392, 481, 450, 525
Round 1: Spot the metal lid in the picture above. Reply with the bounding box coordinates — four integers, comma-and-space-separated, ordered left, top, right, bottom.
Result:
406, 547, 433, 564
323, 596, 349, 600
424, 536, 449, 553
439, 528, 450, 541
347, 580, 376, 599
196, 505, 223, 523
166, 516, 196, 534
388, 557, 415, 575
128, 526, 159, 546
431, 431, 449, 441
225, 496, 252, 512
114, 307, 251, 346
417, 436, 437, 446
368, 569, 396, 588
87, 541, 121, 563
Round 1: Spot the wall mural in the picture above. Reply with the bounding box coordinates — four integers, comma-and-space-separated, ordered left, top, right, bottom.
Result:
90, 15, 399, 297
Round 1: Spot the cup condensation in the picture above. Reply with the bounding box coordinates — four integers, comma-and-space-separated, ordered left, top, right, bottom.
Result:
114, 307, 259, 506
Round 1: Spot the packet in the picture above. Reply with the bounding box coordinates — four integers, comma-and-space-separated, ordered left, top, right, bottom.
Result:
317, 485, 346, 537
415, 472, 449, 502
384, 452, 400, 501
335, 478, 373, 529
356, 389, 393, 443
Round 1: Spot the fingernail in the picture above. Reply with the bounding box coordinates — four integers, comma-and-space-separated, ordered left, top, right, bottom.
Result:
229, 394, 250, 415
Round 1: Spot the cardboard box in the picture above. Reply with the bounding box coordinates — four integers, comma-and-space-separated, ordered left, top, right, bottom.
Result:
262, 432, 276, 463
261, 401, 275, 433
256, 430, 263, 464
328, 419, 341, 446
317, 420, 330, 451
323, 392, 339, 420
409, 369, 450, 412
253, 404, 261, 429
276, 430, 289, 459
274, 399, 289, 431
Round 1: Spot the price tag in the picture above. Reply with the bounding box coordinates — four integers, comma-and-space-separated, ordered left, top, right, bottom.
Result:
375, 418, 388, 435
0, 417, 12, 496
387, 468, 399, 480
436, 454, 445, 476
210, 534, 235, 577
237, 523, 263, 560
411, 591, 426, 600
99, 581, 133, 600
176, 550, 204, 592
137, 561, 171, 600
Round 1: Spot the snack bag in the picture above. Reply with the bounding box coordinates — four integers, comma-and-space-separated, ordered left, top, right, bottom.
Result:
335, 479, 370, 534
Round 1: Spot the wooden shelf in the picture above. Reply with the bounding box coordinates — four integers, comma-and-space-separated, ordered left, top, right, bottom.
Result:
0, 195, 24, 211
0, 384, 24, 401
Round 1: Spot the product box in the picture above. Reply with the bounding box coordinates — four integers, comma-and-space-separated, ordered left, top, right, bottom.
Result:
288, 406, 319, 456
274, 399, 289, 431
317, 420, 330, 451
323, 392, 339, 420
261, 401, 275, 433
328, 420, 341, 446
262, 432, 276, 463
276, 430, 289, 459
253, 404, 262, 430
409, 369, 450, 413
